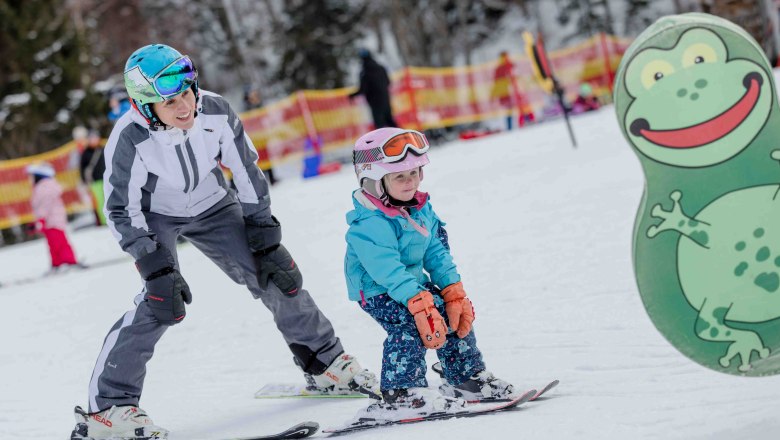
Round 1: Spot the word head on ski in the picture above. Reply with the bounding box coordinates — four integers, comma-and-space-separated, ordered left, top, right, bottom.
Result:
322, 388, 536, 436
219, 421, 319, 440
254, 383, 367, 399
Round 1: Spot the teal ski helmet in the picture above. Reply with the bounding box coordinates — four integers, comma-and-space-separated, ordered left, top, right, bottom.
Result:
123, 44, 199, 128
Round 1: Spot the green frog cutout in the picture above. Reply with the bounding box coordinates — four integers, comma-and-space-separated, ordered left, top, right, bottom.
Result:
615, 13, 780, 375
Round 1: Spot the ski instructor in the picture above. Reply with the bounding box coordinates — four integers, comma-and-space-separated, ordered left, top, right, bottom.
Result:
71, 44, 377, 440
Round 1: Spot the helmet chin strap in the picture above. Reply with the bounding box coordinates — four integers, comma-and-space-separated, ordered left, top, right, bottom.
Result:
379, 167, 424, 208
129, 99, 161, 128
386, 194, 419, 207
130, 85, 200, 131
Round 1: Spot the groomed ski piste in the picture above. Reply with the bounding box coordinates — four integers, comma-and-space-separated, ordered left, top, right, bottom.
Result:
3, 95, 780, 439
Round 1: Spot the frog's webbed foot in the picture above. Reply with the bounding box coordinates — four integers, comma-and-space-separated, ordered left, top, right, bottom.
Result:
719, 332, 770, 372
647, 191, 686, 238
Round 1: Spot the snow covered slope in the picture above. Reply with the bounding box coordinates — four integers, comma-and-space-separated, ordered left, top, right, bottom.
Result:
2, 104, 779, 439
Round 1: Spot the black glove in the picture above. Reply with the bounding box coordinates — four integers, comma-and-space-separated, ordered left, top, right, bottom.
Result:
255, 244, 303, 297
135, 244, 192, 325
245, 215, 302, 296
245, 215, 282, 253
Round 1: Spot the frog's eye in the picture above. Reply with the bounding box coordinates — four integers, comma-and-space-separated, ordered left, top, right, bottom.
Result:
682, 43, 717, 68
640, 60, 675, 90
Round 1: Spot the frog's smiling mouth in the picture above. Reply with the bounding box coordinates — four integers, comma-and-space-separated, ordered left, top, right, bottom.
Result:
629, 72, 762, 149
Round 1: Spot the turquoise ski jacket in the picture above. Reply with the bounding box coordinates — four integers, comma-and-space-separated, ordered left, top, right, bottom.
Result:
344, 189, 460, 306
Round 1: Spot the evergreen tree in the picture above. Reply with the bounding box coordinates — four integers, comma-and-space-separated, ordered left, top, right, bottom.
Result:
555, 0, 615, 44
81, 0, 149, 81
700, 0, 778, 65
0, 0, 104, 159
623, 0, 656, 36
373, 0, 518, 68
274, 0, 365, 92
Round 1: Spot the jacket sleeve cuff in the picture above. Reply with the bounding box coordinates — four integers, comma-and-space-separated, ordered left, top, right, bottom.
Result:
436, 274, 461, 290
387, 282, 426, 306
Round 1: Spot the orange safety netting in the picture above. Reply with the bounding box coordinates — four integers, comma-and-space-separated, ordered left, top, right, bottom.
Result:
0, 34, 630, 230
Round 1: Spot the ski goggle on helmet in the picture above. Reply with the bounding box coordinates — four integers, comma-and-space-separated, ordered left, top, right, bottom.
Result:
353, 128, 430, 198
124, 44, 198, 106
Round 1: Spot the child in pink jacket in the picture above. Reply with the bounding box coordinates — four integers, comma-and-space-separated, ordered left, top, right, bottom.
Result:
27, 162, 80, 271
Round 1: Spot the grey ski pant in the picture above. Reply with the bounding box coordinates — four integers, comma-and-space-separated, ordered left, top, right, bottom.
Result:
87, 197, 343, 412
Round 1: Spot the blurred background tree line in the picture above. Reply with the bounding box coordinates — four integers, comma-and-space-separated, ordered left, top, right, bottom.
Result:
1, 0, 778, 160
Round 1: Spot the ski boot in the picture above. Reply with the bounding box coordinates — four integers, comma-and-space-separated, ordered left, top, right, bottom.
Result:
304, 353, 380, 398
356, 387, 466, 421
434, 362, 517, 402
70, 405, 168, 439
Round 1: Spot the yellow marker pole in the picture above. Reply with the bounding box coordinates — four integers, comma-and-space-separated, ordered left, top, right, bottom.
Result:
523, 31, 577, 148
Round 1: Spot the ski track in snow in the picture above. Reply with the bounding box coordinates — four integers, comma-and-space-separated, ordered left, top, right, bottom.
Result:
2, 99, 780, 439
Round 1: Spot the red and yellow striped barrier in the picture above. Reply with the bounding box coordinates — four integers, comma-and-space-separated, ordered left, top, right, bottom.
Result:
0, 141, 91, 229
0, 34, 630, 230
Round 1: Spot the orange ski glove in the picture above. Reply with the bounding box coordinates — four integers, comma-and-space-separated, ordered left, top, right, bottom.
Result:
441, 282, 475, 338
407, 291, 447, 349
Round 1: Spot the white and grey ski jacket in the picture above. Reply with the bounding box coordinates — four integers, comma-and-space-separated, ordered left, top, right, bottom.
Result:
103, 90, 271, 260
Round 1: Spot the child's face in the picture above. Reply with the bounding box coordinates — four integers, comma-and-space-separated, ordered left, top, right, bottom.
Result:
383, 168, 421, 201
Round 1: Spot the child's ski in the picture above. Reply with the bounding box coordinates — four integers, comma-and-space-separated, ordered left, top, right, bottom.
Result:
322, 389, 535, 436
530, 379, 559, 401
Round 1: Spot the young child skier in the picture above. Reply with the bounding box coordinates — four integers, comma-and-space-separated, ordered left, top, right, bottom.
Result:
26, 162, 83, 273
344, 127, 517, 417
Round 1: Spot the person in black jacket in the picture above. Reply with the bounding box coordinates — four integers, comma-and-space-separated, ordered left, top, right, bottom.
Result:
349, 49, 397, 128
79, 130, 106, 225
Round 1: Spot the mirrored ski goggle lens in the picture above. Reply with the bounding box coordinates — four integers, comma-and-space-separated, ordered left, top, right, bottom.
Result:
154, 57, 196, 97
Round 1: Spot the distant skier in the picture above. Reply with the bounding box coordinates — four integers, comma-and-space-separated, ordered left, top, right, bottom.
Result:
26, 162, 83, 273
572, 83, 601, 114
349, 49, 397, 128
78, 130, 106, 225
343, 127, 517, 418
107, 89, 131, 123
70, 44, 377, 440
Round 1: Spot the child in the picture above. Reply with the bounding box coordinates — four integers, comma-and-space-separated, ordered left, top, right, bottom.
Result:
26, 162, 81, 273
344, 128, 517, 415
572, 83, 600, 114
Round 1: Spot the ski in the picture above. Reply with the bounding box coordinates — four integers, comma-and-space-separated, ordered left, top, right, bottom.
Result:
431, 362, 559, 403
254, 383, 367, 399
1, 255, 129, 289
530, 379, 559, 401
220, 421, 319, 440
70, 405, 317, 440
322, 388, 535, 436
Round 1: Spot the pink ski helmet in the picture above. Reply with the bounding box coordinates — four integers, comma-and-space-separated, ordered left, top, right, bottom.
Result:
353, 128, 430, 200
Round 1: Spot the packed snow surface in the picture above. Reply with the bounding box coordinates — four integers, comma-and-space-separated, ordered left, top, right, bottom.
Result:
2, 104, 779, 439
